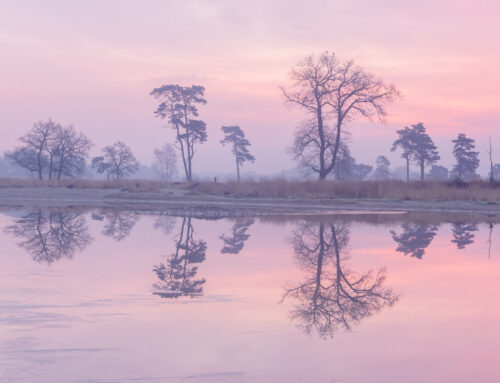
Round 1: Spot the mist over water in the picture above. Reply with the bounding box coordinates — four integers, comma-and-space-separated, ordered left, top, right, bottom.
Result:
0, 209, 498, 382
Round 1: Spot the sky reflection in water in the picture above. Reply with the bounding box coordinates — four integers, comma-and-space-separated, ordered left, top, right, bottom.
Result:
0, 208, 498, 383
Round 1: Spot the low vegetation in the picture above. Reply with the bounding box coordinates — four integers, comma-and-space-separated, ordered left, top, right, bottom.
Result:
191, 178, 500, 202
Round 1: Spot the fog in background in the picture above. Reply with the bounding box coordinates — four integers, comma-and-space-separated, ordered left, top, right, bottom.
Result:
1, 0, 499, 179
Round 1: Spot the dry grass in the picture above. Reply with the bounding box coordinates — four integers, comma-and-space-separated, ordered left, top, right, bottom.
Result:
190, 178, 500, 202
0, 177, 169, 192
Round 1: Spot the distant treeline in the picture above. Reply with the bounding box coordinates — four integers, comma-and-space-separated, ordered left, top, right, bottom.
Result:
3, 51, 499, 183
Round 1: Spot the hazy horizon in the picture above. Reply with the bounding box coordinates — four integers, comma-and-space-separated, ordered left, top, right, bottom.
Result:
1, 0, 499, 178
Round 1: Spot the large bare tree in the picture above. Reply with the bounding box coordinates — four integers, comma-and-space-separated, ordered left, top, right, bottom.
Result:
150, 85, 207, 181
91, 141, 139, 180
6, 120, 92, 180
283, 52, 399, 180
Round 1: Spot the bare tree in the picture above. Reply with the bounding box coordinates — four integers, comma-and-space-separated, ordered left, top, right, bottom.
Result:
150, 85, 207, 181
451, 133, 480, 181
281, 221, 398, 338
220, 125, 255, 182
99, 209, 139, 241
153, 143, 178, 181
5, 208, 92, 264
5, 120, 58, 179
488, 135, 495, 182
92, 141, 139, 180
50, 125, 93, 179
283, 51, 399, 180
6, 120, 92, 180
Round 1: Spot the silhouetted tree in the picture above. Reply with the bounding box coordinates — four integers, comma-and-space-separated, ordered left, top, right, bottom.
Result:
390, 223, 438, 259
6, 120, 92, 180
220, 218, 255, 254
451, 133, 480, 181
5, 209, 92, 264
281, 222, 398, 338
410, 123, 440, 181
92, 141, 139, 180
283, 51, 399, 180
333, 140, 355, 180
427, 165, 449, 181
49, 125, 93, 179
451, 223, 479, 249
6, 120, 57, 179
351, 163, 373, 180
374, 155, 391, 179
150, 85, 207, 181
391, 126, 415, 182
153, 143, 178, 181
153, 217, 207, 298
100, 210, 139, 241
220, 125, 255, 182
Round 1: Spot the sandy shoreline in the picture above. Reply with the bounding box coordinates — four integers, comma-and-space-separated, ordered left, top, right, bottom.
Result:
0, 186, 498, 218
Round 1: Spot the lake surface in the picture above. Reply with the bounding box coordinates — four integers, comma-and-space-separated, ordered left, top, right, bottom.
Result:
0, 208, 498, 383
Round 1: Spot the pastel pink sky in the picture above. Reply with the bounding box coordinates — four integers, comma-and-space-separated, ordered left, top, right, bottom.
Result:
1, 0, 499, 176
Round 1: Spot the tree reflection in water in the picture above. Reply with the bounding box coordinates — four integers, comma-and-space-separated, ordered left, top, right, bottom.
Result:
390, 223, 438, 259
99, 210, 139, 241
451, 223, 479, 250
153, 217, 207, 299
220, 218, 255, 254
5, 208, 92, 264
282, 222, 398, 339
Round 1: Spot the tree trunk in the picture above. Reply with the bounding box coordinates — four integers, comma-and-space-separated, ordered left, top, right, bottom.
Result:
236, 157, 240, 182
420, 159, 425, 181
406, 158, 410, 182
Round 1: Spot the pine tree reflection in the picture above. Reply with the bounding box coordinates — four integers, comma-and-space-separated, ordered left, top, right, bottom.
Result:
451, 223, 479, 249
282, 222, 398, 339
153, 217, 207, 299
5, 209, 91, 264
390, 223, 438, 259
220, 218, 255, 254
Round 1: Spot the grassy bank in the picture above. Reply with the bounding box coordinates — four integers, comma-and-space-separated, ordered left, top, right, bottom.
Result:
0, 177, 499, 202
192, 179, 500, 202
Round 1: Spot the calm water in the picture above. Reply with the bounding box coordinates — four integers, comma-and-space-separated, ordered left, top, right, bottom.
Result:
0, 208, 498, 383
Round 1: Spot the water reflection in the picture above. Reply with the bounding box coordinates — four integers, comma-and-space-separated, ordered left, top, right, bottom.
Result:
4, 209, 91, 264
390, 223, 438, 259
281, 222, 399, 339
92, 210, 139, 241
220, 218, 255, 254
451, 223, 479, 250
153, 217, 207, 299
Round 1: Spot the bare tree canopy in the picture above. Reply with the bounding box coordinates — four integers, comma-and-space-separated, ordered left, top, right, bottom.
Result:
281, 222, 398, 338
153, 143, 178, 181
451, 133, 480, 181
5, 120, 92, 180
283, 51, 399, 180
220, 125, 255, 182
5, 208, 92, 264
91, 141, 139, 180
150, 84, 207, 181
